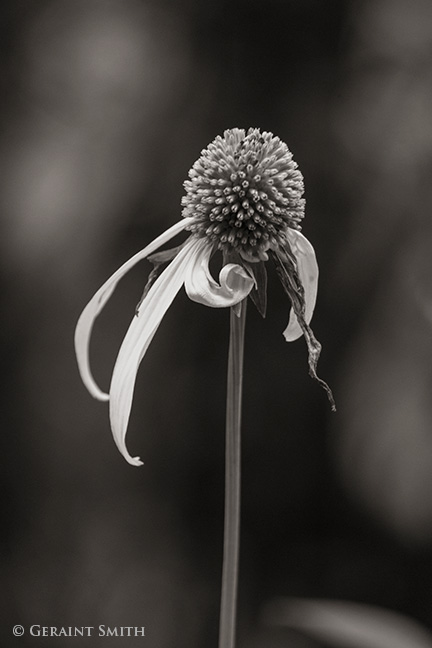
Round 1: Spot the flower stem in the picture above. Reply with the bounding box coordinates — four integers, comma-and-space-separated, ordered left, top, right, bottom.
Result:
219, 299, 247, 648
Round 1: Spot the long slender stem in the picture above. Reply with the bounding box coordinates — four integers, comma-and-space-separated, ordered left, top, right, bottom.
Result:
218, 299, 247, 648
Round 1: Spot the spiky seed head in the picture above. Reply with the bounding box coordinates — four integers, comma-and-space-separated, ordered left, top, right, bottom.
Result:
182, 128, 305, 261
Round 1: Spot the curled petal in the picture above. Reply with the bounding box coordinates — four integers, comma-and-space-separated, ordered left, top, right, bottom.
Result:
283, 229, 319, 342
74, 218, 193, 401
109, 237, 201, 466
184, 238, 255, 308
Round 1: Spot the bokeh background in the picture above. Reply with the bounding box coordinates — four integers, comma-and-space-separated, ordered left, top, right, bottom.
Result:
2, 0, 432, 646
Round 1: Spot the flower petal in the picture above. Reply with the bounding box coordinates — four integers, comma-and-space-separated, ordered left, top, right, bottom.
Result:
108, 237, 202, 466
271, 239, 335, 411
184, 238, 255, 308
282, 229, 319, 342
74, 218, 193, 401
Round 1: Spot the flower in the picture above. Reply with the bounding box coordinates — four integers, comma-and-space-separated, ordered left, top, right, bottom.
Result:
74, 128, 334, 466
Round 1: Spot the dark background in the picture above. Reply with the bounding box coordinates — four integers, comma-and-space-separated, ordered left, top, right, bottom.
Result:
2, 0, 432, 646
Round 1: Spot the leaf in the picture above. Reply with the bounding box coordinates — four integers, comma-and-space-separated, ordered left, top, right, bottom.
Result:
263, 598, 432, 648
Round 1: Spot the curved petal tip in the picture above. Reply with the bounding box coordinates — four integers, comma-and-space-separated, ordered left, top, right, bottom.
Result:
74, 311, 110, 401
126, 455, 143, 467
185, 240, 254, 308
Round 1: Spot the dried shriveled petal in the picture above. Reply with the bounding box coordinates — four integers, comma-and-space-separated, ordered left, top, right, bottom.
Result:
184, 238, 255, 308
74, 218, 193, 401
271, 232, 335, 410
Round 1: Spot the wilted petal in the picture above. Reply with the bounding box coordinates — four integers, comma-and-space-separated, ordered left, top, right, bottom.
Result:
74, 218, 193, 401
109, 237, 201, 466
283, 229, 319, 342
184, 238, 254, 308
271, 234, 335, 411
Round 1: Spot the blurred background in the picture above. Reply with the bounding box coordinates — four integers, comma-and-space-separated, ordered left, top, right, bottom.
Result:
2, 0, 432, 646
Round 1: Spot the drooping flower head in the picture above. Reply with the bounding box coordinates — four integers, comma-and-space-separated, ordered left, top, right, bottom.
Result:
75, 128, 335, 466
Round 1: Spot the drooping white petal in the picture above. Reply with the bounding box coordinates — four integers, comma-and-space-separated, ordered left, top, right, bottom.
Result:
184, 238, 255, 308
283, 229, 319, 342
74, 218, 193, 401
108, 237, 202, 466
